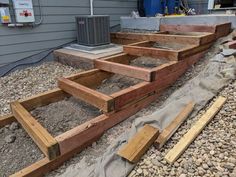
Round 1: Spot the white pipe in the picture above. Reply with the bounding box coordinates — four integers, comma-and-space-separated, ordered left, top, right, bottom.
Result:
90, 0, 94, 15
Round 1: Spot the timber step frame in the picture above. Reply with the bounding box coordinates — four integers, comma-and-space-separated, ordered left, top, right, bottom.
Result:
159, 22, 231, 39
1, 89, 162, 177
123, 41, 212, 61
111, 31, 216, 46
0, 24, 231, 176
95, 50, 207, 82
0, 48, 206, 176
58, 47, 207, 113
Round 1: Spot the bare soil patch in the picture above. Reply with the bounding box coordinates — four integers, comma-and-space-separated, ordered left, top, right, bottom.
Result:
130, 56, 169, 69
31, 97, 102, 137
96, 74, 141, 95
153, 42, 186, 50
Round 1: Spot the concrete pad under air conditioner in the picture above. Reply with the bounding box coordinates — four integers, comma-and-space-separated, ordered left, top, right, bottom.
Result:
53, 45, 123, 69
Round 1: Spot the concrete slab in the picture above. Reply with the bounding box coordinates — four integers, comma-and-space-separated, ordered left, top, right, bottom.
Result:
121, 15, 236, 31
121, 17, 161, 31
53, 47, 123, 70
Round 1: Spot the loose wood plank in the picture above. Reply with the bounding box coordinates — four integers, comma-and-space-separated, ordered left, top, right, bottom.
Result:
154, 102, 195, 149
11, 101, 60, 160
117, 125, 159, 163
164, 96, 227, 164
58, 77, 114, 112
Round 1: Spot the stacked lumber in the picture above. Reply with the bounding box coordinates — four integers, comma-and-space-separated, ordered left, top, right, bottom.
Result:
0, 23, 231, 176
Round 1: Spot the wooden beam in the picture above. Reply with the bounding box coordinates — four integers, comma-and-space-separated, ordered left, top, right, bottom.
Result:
58, 77, 114, 112
151, 50, 205, 81
11, 101, 60, 160
215, 23, 231, 38
164, 96, 227, 164
124, 45, 179, 61
10, 90, 162, 177
66, 69, 113, 88
95, 59, 152, 81
101, 53, 136, 64
178, 43, 212, 58
20, 88, 68, 111
154, 102, 195, 149
117, 125, 159, 163
160, 24, 216, 33
0, 114, 16, 128
110, 32, 215, 45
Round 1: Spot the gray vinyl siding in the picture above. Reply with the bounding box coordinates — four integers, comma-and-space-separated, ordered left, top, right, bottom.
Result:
188, 0, 209, 14
0, 0, 137, 65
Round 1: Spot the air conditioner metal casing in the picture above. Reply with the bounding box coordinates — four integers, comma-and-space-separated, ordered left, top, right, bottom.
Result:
76, 15, 110, 46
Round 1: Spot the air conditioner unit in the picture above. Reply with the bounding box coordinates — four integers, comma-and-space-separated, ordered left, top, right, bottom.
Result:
76, 15, 110, 46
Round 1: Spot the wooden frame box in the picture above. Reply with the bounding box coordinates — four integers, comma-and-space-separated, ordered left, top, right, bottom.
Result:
110, 31, 215, 45
160, 22, 231, 38
123, 41, 212, 61
95, 50, 207, 82
58, 69, 151, 113
3, 89, 161, 177
1, 49, 206, 177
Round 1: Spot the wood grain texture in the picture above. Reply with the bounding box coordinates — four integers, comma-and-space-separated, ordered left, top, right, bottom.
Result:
11, 101, 60, 160
110, 31, 215, 45
20, 88, 68, 111
164, 96, 227, 164
124, 45, 179, 61
58, 77, 114, 112
154, 102, 195, 149
95, 59, 152, 81
117, 125, 159, 163
160, 24, 216, 33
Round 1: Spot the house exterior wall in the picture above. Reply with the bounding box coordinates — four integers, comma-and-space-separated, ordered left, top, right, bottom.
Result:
0, 0, 137, 66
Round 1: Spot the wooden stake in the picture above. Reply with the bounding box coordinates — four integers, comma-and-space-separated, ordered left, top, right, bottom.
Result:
154, 102, 195, 149
164, 96, 227, 164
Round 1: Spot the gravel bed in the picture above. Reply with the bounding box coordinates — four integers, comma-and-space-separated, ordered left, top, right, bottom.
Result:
130, 57, 169, 69
96, 74, 141, 95
31, 97, 101, 137
0, 123, 44, 176
0, 61, 82, 176
130, 81, 236, 177
0, 61, 81, 116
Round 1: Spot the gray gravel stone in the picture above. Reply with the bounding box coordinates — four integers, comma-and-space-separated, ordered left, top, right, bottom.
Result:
9, 122, 19, 131
5, 134, 16, 143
